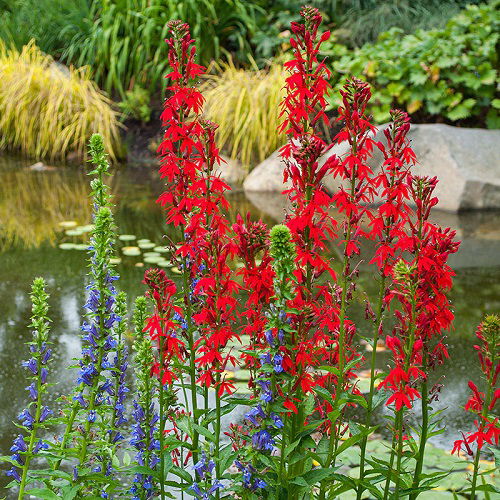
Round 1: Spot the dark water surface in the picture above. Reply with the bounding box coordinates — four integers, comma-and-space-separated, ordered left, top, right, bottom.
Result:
1, 155, 500, 493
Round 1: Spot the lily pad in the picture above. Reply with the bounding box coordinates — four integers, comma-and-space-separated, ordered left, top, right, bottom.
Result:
139, 242, 156, 250
144, 256, 163, 264
233, 381, 252, 394
137, 239, 151, 244
122, 246, 141, 257
58, 220, 78, 229
234, 369, 251, 381
59, 243, 76, 250
65, 229, 84, 236
154, 246, 169, 253
135, 262, 144, 268
73, 244, 89, 251
119, 234, 136, 241
110, 257, 122, 264
170, 266, 181, 274
158, 260, 174, 268
76, 224, 94, 233
143, 252, 160, 258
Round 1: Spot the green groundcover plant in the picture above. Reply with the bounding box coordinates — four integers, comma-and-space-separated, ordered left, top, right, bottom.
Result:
325, 1, 499, 127
1, 6, 499, 500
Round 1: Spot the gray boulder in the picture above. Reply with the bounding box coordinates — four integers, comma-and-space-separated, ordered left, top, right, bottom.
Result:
216, 155, 246, 188
324, 124, 500, 212
244, 124, 500, 212
243, 149, 292, 192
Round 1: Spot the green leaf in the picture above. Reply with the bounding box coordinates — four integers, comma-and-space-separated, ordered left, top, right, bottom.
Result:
298, 467, 338, 486
314, 386, 334, 406
193, 424, 217, 443
25, 489, 61, 500
170, 465, 192, 483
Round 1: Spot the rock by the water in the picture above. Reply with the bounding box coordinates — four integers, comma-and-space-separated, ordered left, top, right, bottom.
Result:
244, 124, 500, 212
27, 162, 56, 171
243, 149, 292, 192
216, 155, 246, 188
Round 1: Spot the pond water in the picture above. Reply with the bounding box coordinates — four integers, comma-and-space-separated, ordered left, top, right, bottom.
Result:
1, 154, 500, 493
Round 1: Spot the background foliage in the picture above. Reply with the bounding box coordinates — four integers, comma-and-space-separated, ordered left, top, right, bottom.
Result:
325, 1, 499, 127
201, 60, 286, 169
0, 40, 121, 160
0, 0, 497, 163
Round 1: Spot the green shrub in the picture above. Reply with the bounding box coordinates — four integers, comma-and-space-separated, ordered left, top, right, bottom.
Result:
118, 86, 152, 123
62, 0, 261, 98
325, 1, 499, 127
0, 0, 91, 57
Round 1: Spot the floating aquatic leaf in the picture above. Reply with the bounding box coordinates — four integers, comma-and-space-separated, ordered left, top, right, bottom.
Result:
154, 246, 169, 253
73, 244, 89, 251
122, 246, 141, 256
118, 234, 136, 241
59, 243, 76, 250
144, 256, 163, 264
137, 239, 151, 244
65, 229, 84, 236
58, 221, 78, 229
138, 242, 156, 249
75, 225, 94, 233
170, 266, 181, 274
110, 257, 122, 264
143, 252, 160, 258
235, 369, 251, 381
135, 262, 144, 268
233, 381, 252, 394
158, 260, 173, 268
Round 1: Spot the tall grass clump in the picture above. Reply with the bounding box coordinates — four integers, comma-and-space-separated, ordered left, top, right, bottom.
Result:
200, 60, 286, 170
0, 40, 122, 160
63, 0, 261, 98
0, 0, 91, 57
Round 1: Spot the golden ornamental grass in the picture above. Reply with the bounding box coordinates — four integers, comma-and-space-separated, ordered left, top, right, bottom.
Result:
0, 40, 122, 161
200, 60, 287, 171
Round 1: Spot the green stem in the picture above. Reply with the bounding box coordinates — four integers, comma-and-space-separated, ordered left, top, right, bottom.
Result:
79, 340, 105, 463
357, 276, 386, 499
383, 428, 399, 500
18, 377, 43, 499
158, 334, 167, 500
215, 372, 222, 500
182, 258, 199, 465
470, 344, 496, 499
409, 351, 429, 500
